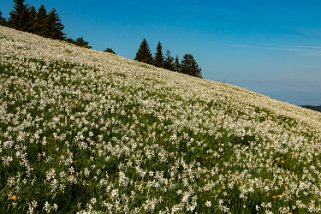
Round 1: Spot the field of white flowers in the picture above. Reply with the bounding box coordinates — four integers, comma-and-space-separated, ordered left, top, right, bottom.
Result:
1, 26, 321, 213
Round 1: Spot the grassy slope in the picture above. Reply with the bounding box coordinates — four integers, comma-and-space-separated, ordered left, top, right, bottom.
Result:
1, 26, 321, 213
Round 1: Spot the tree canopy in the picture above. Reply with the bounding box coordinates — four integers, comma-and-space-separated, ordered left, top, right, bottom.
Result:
180, 54, 202, 78
0, 11, 7, 26
26, 6, 36, 32
8, 0, 29, 31
6, 1, 66, 42
34, 5, 49, 37
164, 50, 174, 70
47, 8, 65, 40
135, 38, 153, 64
173, 55, 181, 72
66, 37, 92, 49
104, 48, 116, 54
134, 39, 202, 78
154, 41, 164, 68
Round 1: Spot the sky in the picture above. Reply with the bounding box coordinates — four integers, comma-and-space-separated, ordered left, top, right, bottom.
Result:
2, 0, 321, 105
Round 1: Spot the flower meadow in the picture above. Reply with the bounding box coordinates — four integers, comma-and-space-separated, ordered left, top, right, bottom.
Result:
1, 26, 321, 214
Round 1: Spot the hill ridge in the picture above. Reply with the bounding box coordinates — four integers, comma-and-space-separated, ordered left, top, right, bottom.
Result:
1, 26, 321, 213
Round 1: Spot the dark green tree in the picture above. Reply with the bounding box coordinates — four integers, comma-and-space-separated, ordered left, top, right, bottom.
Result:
47, 8, 65, 40
164, 50, 174, 70
104, 48, 116, 54
180, 54, 202, 78
0, 11, 7, 26
154, 41, 164, 67
135, 38, 153, 64
65, 38, 74, 43
34, 5, 49, 37
173, 55, 181, 72
68, 37, 92, 48
26, 6, 36, 33
8, 0, 29, 31
75, 37, 92, 48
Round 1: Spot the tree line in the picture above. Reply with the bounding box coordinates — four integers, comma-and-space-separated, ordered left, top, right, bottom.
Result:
1, 0, 202, 78
135, 39, 202, 78
0, 0, 91, 48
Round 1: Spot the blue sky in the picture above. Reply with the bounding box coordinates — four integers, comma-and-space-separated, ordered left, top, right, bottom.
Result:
2, 0, 321, 105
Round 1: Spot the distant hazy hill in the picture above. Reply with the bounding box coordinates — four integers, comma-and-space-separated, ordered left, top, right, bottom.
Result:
302, 105, 321, 112
1, 26, 321, 213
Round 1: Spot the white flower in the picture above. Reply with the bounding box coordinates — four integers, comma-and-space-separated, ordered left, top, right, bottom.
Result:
1, 156, 13, 166
205, 200, 212, 207
52, 204, 58, 211
27, 200, 38, 214
43, 201, 51, 213
84, 168, 90, 177
90, 198, 97, 204
111, 189, 119, 198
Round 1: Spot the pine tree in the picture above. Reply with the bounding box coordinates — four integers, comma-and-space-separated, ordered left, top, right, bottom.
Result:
71, 37, 92, 49
8, 0, 29, 31
47, 8, 65, 40
0, 11, 7, 26
65, 38, 74, 43
164, 50, 174, 70
180, 54, 202, 78
154, 41, 164, 67
34, 5, 49, 37
173, 55, 181, 72
104, 48, 116, 54
27, 6, 36, 33
135, 38, 153, 64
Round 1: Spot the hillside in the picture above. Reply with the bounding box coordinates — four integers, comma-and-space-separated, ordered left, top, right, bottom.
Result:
1, 26, 321, 213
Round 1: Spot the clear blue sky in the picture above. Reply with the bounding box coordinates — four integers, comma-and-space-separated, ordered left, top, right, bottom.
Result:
2, 0, 321, 105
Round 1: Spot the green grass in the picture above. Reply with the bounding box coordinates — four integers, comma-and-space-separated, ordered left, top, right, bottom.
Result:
1, 26, 321, 213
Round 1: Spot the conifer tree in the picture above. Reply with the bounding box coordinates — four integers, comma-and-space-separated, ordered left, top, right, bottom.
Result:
180, 54, 202, 78
173, 55, 181, 72
0, 11, 7, 26
8, 0, 29, 31
27, 6, 36, 33
154, 41, 164, 67
164, 50, 174, 70
34, 5, 49, 37
104, 48, 116, 54
135, 38, 153, 64
47, 8, 65, 40
70, 37, 92, 49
